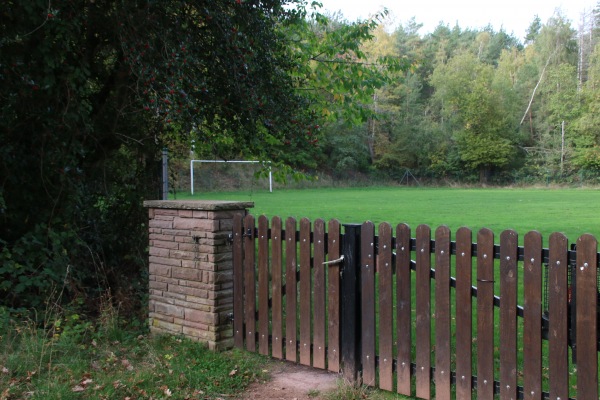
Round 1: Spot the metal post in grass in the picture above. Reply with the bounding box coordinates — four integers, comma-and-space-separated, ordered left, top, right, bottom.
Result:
340, 223, 362, 384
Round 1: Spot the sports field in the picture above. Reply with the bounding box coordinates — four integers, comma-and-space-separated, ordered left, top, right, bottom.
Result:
174, 186, 600, 243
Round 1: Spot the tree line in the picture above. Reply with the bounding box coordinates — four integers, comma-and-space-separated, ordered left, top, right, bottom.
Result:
302, 8, 600, 184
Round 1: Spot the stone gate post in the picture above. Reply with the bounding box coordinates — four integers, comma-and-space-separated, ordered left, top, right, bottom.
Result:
143, 200, 254, 350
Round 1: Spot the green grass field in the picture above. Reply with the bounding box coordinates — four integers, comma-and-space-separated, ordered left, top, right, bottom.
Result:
175, 186, 600, 243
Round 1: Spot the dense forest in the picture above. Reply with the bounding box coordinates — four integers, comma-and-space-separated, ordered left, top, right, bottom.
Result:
302, 9, 600, 185
2, 0, 599, 316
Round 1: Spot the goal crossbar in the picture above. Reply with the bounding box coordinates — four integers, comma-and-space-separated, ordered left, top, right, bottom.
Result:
190, 160, 272, 194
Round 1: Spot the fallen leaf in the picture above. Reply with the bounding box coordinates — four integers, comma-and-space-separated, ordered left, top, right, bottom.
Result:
229, 369, 237, 376
72, 385, 86, 392
1, 366, 8, 374
121, 359, 134, 371
164, 387, 172, 397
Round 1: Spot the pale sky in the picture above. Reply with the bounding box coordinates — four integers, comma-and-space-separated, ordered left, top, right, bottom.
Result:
317, 0, 596, 40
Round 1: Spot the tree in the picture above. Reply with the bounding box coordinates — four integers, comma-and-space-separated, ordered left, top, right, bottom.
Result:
525, 15, 542, 44
430, 51, 517, 182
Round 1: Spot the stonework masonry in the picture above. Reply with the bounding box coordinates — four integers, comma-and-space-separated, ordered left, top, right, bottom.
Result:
143, 200, 253, 350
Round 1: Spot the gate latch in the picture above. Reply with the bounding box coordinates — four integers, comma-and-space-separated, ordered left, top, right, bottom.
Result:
322, 255, 344, 266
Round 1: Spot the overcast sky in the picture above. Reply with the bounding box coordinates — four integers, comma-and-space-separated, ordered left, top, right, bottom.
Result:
317, 0, 596, 39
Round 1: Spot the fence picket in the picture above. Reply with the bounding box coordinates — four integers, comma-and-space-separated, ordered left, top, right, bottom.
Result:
455, 227, 473, 399
548, 232, 568, 400
243, 214, 256, 352
416, 224, 432, 399
233, 214, 244, 349
435, 226, 451, 400
299, 218, 312, 366
396, 223, 412, 396
378, 222, 393, 391
271, 216, 283, 359
575, 234, 598, 399
476, 228, 494, 399
313, 219, 326, 369
361, 221, 376, 386
285, 217, 298, 362
327, 219, 341, 372
500, 230, 518, 400
258, 216, 269, 355
523, 231, 542, 400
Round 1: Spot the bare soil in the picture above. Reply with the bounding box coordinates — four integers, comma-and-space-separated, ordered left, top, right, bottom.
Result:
241, 361, 339, 399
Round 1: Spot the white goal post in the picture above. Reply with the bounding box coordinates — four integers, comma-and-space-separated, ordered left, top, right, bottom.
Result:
190, 160, 272, 194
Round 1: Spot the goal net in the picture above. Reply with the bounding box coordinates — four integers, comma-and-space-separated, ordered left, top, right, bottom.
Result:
190, 160, 273, 194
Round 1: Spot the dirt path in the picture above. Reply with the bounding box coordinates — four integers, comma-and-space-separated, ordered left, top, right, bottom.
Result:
241, 361, 340, 399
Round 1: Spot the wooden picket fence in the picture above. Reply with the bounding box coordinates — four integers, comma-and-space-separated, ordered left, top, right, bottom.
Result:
232, 214, 599, 400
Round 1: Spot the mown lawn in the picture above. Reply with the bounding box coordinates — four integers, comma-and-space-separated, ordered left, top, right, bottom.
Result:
175, 186, 600, 242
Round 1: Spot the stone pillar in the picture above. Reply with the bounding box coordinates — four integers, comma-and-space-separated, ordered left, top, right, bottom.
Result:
143, 200, 254, 350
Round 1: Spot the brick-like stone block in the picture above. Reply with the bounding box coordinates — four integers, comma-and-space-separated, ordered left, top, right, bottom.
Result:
180, 279, 212, 290
149, 255, 181, 267
181, 259, 211, 269
169, 284, 208, 298
182, 326, 216, 340
150, 247, 170, 258
154, 302, 184, 318
186, 295, 214, 306
151, 318, 182, 333
155, 209, 179, 216
149, 263, 171, 277
150, 280, 168, 291
173, 217, 218, 231
174, 317, 209, 331
178, 210, 193, 217
149, 233, 176, 242
171, 266, 199, 281
163, 229, 192, 237
149, 219, 173, 229
163, 291, 187, 301
149, 312, 174, 323
185, 308, 219, 325
169, 250, 196, 260
192, 211, 209, 219
155, 215, 176, 221
155, 276, 179, 285
153, 240, 179, 250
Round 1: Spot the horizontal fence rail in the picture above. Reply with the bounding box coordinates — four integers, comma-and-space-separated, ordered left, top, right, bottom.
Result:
232, 215, 600, 400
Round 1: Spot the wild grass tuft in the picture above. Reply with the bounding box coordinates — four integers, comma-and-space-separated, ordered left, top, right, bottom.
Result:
0, 297, 267, 399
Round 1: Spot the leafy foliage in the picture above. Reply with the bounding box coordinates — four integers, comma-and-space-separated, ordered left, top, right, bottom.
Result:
1, 0, 400, 313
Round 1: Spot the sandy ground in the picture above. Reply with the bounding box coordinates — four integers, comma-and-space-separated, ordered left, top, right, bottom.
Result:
241, 361, 340, 399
